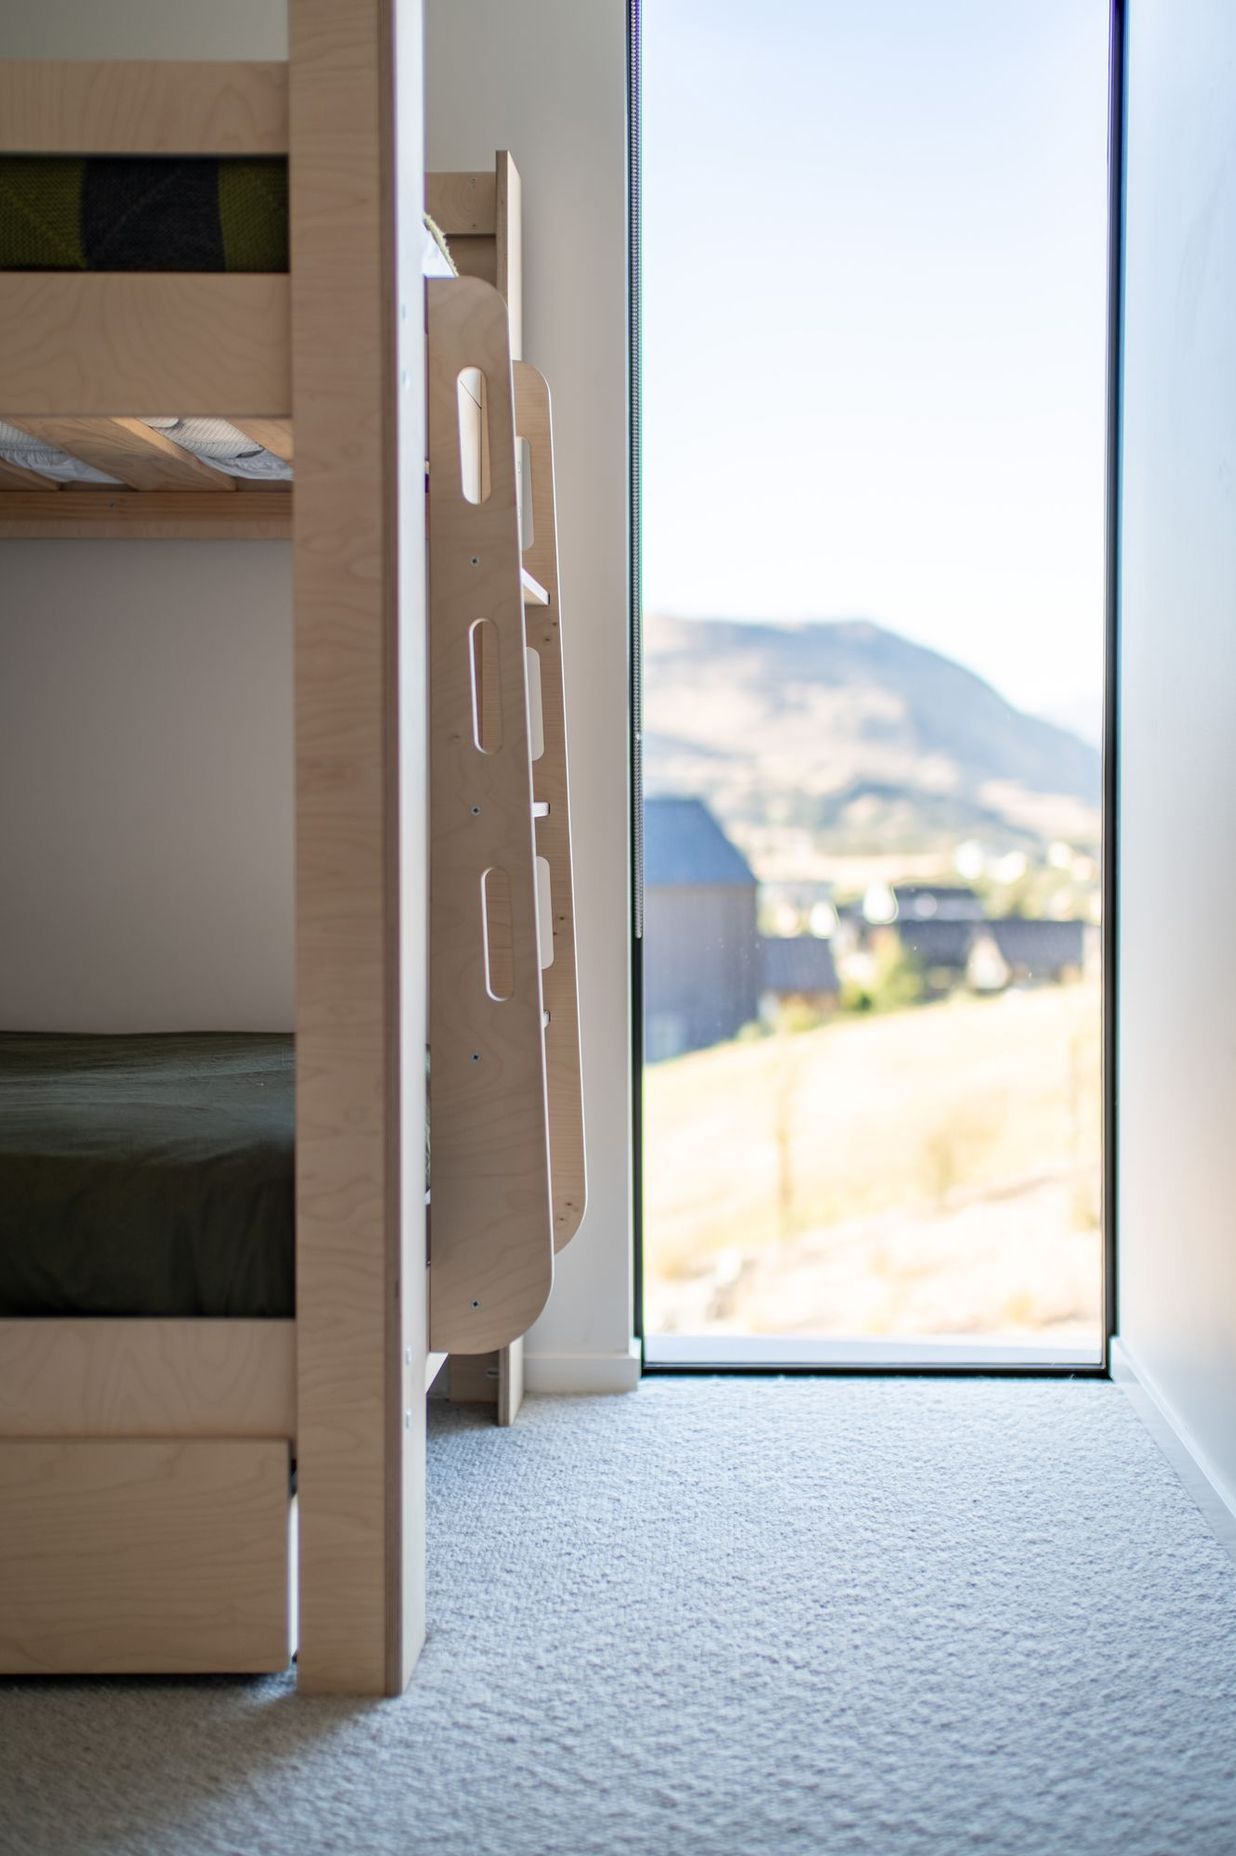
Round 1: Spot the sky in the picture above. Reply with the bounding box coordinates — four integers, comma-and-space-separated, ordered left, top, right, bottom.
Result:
642, 0, 1110, 734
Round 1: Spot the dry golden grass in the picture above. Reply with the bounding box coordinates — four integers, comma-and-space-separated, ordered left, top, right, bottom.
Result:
644, 981, 1102, 1341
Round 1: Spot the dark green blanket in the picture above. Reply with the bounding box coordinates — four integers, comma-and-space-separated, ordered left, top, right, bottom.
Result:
0, 1033, 294, 1318
0, 157, 287, 271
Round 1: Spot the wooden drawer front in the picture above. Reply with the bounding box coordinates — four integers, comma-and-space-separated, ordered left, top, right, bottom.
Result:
0, 1439, 291, 1675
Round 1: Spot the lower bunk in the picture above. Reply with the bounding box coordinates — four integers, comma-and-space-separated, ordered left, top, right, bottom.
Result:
0, 1032, 297, 1674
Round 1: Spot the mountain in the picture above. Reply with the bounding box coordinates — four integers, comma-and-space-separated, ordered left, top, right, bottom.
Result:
643, 615, 1101, 875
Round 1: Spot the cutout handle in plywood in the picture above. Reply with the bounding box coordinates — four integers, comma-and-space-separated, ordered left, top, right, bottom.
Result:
481, 865, 514, 1002
469, 618, 502, 753
525, 646, 544, 761
516, 435, 534, 550
536, 856, 554, 969
457, 366, 491, 504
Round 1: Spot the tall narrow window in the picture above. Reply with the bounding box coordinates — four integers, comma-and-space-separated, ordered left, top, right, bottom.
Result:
639, 0, 1110, 1368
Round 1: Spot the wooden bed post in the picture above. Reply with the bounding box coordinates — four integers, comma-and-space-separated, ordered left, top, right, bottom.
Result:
291, 0, 427, 1696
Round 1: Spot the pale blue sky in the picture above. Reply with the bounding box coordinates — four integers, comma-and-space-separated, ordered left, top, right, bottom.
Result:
642, 0, 1110, 732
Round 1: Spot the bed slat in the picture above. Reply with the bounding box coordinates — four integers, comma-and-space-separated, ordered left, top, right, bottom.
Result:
0, 60, 288, 155
228, 417, 294, 463
0, 457, 57, 491
6, 417, 237, 492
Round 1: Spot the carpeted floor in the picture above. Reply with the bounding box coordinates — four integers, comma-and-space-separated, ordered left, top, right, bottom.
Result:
3, 1378, 1236, 1855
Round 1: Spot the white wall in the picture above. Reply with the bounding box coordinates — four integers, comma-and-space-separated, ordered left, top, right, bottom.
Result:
0, 2, 285, 59
427, 0, 637, 1387
0, 546, 293, 1029
0, 1, 293, 1032
1118, 0, 1236, 1506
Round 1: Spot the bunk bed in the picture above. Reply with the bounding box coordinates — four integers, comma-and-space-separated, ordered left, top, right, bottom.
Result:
0, 14, 584, 1693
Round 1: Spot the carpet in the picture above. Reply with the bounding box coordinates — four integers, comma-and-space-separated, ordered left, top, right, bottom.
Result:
2, 1377, 1235, 1855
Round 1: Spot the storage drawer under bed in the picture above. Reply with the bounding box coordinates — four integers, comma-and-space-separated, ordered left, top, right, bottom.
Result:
0, 1437, 293, 1675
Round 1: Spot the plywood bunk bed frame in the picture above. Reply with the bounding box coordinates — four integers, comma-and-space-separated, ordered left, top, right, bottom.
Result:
0, 7, 583, 1696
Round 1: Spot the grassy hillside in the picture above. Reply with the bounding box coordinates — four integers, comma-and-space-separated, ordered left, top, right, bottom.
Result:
643, 981, 1102, 1343
645, 614, 1101, 871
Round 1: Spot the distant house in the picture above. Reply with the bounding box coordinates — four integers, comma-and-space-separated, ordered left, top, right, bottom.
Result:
889, 917, 976, 990
643, 797, 760, 1060
988, 917, 1086, 983
759, 934, 840, 1012
888, 883, 986, 922
879, 911, 1087, 996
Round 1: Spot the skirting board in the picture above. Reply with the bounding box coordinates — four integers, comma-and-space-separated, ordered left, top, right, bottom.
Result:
524, 1343, 641, 1396
1111, 1336, 1236, 1570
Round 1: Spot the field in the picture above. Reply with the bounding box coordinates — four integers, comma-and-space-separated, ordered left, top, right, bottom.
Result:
643, 980, 1102, 1345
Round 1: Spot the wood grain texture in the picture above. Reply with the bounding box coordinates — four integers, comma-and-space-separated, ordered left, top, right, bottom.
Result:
0, 1439, 291, 1675
0, 275, 290, 417
229, 417, 295, 462
495, 152, 522, 361
446, 1352, 501, 1402
428, 275, 554, 1355
0, 1320, 295, 1440
7, 417, 237, 491
426, 171, 497, 237
0, 457, 57, 490
435, 153, 526, 1413
0, 59, 288, 154
515, 362, 587, 1250
0, 489, 290, 538
291, 0, 422, 1698
498, 1334, 525, 1426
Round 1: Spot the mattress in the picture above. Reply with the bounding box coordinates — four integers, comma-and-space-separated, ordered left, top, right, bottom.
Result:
0, 156, 457, 279
0, 157, 287, 272
0, 1033, 295, 1319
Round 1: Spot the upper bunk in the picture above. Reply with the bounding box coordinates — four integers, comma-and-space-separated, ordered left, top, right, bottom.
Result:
0, 59, 528, 556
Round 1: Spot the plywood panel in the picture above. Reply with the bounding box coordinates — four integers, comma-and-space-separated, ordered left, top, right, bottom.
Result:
229, 417, 295, 462
0, 489, 290, 538
0, 59, 288, 154
0, 275, 290, 417
0, 1319, 295, 1439
515, 362, 587, 1250
427, 276, 554, 1356
291, 0, 423, 1698
495, 151, 522, 361
426, 171, 497, 237
0, 1439, 291, 1675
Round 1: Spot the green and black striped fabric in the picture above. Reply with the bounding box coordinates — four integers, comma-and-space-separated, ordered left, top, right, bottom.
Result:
0, 156, 288, 271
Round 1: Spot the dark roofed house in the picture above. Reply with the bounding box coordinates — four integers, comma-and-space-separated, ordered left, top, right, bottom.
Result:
760, 935, 839, 1008
643, 797, 760, 1060
885, 912, 1088, 996
890, 917, 977, 987
893, 883, 985, 922
989, 917, 1086, 983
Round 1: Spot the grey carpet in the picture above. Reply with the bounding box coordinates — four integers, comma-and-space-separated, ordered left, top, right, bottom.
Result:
3, 1378, 1236, 1856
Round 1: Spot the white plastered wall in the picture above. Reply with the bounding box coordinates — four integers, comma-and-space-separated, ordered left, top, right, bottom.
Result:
1116, 0, 1236, 1514
0, 0, 294, 1033
427, 0, 637, 1390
